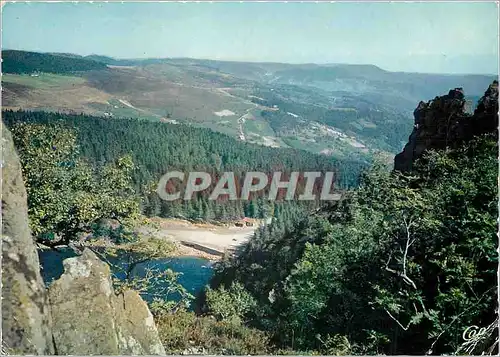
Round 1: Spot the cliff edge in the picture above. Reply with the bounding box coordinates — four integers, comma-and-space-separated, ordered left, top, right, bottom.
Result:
394, 81, 498, 171
2, 122, 165, 355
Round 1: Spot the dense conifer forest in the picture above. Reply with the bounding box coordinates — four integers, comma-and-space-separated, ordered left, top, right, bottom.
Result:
3, 110, 365, 222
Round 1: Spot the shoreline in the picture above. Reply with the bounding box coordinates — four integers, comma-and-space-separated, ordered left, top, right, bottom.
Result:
76, 239, 223, 262
40, 217, 260, 263
137, 217, 260, 259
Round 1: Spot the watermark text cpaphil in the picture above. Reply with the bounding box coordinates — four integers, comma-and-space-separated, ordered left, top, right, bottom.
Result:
156, 171, 342, 201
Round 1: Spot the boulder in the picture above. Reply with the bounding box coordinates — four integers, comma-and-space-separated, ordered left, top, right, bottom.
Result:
1, 123, 55, 354
48, 248, 166, 355
2, 122, 166, 355
472, 80, 499, 136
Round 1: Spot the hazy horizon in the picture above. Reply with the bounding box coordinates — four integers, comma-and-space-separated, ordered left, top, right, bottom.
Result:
3, 47, 499, 77
2, 2, 499, 75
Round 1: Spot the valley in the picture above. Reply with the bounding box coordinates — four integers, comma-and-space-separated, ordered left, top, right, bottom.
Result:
2, 48, 498, 356
3, 50, 495, 162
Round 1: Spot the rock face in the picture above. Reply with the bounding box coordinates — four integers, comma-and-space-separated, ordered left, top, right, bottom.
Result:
113, 289, 166, 355
2, 123, 165, 355
394, 81, 498, 171
48, 248, 166, 355
1, 123, 55, 354
473, 80, 499, 135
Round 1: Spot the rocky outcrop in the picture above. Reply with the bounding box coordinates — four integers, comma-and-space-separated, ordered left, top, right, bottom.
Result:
472, 80, 499, 135
48, 248, 166, 355
394, 81, 498, 171
2, 122, 165, 355
1, 123, 55, 354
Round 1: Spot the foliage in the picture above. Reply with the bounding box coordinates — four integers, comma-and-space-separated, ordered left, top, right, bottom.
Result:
9, 122, 140, 246
152, 308, 270, 355
3, 110, 365, 222
92, 235, 194, 310
210, 134, 498, 355
205, 282, 257, 323
101, 235, 177, 279
115, 268, 194, 309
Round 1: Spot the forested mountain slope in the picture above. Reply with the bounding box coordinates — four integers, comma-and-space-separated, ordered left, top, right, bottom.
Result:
206, 81, 499, 355
3, 110, 365, 222
3, 50, 497, 355
2, 50, 107, 74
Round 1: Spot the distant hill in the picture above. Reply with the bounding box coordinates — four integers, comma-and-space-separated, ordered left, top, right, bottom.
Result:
1, 50, 107, 74
2, 49, 496, 161
84, 54, 174, 67
84, 54, 129, 66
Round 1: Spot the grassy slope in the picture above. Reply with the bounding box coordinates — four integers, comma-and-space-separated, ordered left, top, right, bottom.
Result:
2, 73, 113, 114
2, 73, 86, 88
2, 66, 274, 139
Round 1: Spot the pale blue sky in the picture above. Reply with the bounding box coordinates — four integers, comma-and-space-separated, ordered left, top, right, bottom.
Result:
2, 2, 499, 74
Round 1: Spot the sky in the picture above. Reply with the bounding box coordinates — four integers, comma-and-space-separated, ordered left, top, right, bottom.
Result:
2, 2, 499, 74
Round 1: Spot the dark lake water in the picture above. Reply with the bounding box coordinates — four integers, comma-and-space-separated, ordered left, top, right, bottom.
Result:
38, 248, 214, 306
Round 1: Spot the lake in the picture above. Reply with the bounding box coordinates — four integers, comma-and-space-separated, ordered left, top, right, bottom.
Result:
38, 248, 214, 306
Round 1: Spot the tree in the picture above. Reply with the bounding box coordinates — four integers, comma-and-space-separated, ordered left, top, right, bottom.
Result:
205, 282, 257, 323
112, 240, 194, 312
10, 122, 140, 246
4, 110, 365, 223
209, 135, 497, 355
